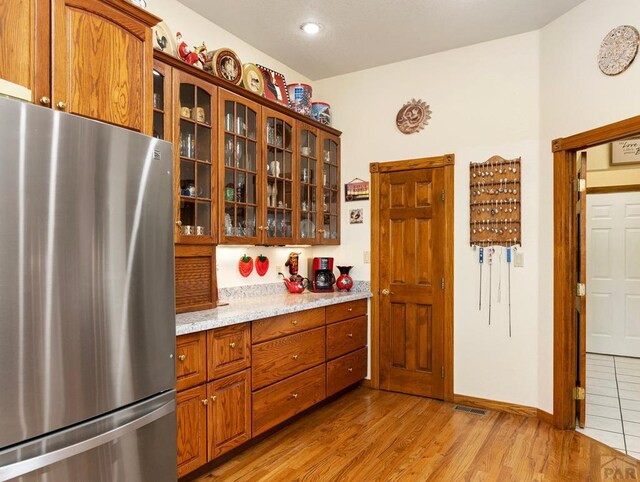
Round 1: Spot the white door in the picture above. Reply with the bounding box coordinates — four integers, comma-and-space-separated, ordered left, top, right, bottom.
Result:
587, 192, 640, 356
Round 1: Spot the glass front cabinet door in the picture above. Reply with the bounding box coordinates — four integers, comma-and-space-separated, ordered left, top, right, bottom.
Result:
152, 60, 172, 142
219, 90, 261, 244
297, 123, 320, 243
173, 70, 217, 244
320, 132, 340, 244
262, 108, 296, 245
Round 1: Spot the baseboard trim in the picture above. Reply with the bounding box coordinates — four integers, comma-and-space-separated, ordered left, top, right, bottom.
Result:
536, 409, 554, 425
453, 394, 537, 418
360, 379, 373, 389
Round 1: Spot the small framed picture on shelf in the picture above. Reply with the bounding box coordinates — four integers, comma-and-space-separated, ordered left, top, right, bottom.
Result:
256, 65, 290, 107
349, 208, 363, 224
611, 138, 640, 165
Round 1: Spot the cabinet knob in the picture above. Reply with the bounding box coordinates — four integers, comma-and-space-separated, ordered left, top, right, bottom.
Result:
176, 220, 182, 227
178, 354, 186, 361
229, 342, 236, 349
211, 395, 217, 402
318, 229, 325, 233
291, 319, 298, 325
291, 393, 298, 399
348, 367, 353, 372
40, 96, 51, 106
347, 308, 353, 312
56, 101, 67, 110
347, 333, 353, 338
201, 399, 208, 406
292, 354, 299, 360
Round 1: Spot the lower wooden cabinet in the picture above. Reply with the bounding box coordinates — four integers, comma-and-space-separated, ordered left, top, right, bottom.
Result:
177, 385, 207, 477
252, 365, 326, 436
207, 323, 251, 380
327, 347, 368, 397
207, 369, 252, 458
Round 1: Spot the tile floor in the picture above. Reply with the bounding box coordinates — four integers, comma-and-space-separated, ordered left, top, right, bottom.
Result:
577, 353, 640, 460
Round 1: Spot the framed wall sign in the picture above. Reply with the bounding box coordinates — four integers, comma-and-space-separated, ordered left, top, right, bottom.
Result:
344, 178, 369, 201
256, 65, 290, 107
611, 138, 640, 165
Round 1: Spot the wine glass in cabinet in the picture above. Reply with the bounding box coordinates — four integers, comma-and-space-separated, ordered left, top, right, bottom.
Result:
263, 108, 296, 245
298, 123, 320, 243
173, 70, 217, 244
320, 132, 340, 244
219, 90, 260, 244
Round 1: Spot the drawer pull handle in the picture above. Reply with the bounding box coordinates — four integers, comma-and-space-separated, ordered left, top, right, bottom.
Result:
201, 399, 208, 406
178, 354, 186, 361
292, 354, 299, 360
347, 308, 353, 312
348, 367, 353, 372
211, 395, 217, 402
229, 342, 236, 349
347, 333, 353, 338
291, 319, 298, 325
291, 393, 298, 399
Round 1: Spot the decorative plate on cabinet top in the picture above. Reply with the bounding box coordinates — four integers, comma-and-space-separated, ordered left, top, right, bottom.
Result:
598, 25, 639, 76
205, 48, 244, 85
152, 21, 177, 57
242, 64, 265, 96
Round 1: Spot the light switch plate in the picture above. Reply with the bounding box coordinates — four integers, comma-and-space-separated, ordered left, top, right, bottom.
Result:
514, 251, 524, 268
363, 251, 371, 264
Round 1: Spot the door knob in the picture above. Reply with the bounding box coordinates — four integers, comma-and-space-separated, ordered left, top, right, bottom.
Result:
381, 289, 390, 296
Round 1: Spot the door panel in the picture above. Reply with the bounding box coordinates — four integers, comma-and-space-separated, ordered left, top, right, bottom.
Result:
587, 191, 640, 357
380, 168, 445, 399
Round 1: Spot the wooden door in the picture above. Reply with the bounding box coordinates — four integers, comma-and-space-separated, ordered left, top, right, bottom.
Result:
177, 385, 207, 477
52, 0, 158, 133
207, 370, 251, 459
576, 152, 587, 428
219, 89, 261, 244
379, 167, 445, 399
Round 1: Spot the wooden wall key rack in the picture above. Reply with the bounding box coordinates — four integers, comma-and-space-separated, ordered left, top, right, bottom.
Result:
469, 155, 521, 247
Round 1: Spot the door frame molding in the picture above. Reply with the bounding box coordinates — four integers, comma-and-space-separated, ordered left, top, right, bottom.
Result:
369, 154, 455, 401
552, 115, 640, 429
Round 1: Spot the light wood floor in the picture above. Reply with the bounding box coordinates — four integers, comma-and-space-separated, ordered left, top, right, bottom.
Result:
194, 387, 640, 481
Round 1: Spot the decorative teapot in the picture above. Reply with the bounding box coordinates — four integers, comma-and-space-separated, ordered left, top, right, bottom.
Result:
279, 273, 308, 294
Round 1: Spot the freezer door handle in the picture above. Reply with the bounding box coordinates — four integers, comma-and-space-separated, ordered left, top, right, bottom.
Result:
0, 398, 175, 480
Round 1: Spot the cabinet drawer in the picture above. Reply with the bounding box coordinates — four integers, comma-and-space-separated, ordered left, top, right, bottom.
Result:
207, 323, 251, 380
327, 347, 367, 397
252, 365, 326, 436
252, 308, 325, 344
252, 327, 325, 390
176, 332, 207, 391
326, 316, 367, 360
326, 299, 367, 324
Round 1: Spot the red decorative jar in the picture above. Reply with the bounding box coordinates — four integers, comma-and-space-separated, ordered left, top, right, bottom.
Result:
336, 266, 354, 291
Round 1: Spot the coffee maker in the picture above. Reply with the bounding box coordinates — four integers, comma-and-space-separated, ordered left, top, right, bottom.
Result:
308, 257, 336, 292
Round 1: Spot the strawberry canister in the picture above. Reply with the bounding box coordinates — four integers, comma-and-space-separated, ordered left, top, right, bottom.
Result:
288, 83, 312, 116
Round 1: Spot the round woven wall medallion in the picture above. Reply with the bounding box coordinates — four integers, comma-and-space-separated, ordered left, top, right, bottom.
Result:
396, 99, 431, 134
598, 25, 639, 76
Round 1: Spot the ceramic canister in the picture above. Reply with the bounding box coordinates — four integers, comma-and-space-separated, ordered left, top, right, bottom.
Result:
312, 102, 331, 126
288, 83, 312, 117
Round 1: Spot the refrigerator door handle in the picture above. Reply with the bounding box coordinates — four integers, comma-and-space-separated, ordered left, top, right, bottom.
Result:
0, 398, 175, 480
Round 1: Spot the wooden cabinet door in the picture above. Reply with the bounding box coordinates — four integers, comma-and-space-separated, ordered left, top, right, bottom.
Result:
262, 107, 297, 245
152, 59, 172, 141
175, 244, 217, 313
173, 69, 217, 245
52, 0, 157, 133
177, 385, 207, 478
219, 89, 262, 244
319, 132, 341, 244
207, 323, 251, 380
176, 331, 207, 391
297, 122, 321, 244
207, 370, 251, 459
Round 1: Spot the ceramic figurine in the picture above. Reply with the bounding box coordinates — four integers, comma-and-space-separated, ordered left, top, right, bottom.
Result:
285, 252, 301, 278
176, 32, 207, 68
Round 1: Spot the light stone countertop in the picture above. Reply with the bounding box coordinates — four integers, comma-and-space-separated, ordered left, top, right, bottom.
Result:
176, 290, 372, 336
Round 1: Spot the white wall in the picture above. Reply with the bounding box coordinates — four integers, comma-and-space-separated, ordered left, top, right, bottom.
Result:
538, 0, 640, 412
314, 32, 542, 408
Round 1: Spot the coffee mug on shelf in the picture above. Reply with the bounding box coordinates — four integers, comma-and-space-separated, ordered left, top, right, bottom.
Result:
301, 146, 311, 156
181, 225, 194, 236
195, 107, 206, 123
180, 106, 191, 118
196, 226, 205, 236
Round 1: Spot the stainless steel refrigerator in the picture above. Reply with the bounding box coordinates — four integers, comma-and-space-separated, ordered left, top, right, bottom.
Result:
0, 97, 177, 481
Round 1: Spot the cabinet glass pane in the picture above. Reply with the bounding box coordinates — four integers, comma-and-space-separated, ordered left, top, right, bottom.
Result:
330, 190, 338, 214
180, 200, 195, 232
247, 109, 257, 140
196, 87, 211, 125
224, 101, 234, 133
224, 133, 234, 167
153, 111, 164, 139
196, 125, 211, 162
247, 173, 257, 205
224, 206, 234, 236
236, 138, 246, 170
180, 160, 195, 197
245, 207, 256, 237
197, 163, 211, 200
236, 105, 246, 137
330, 216, 338, 239
284, 151, 292, 179
224, 169, 235, 202
180, 84, 195, 113
179, 121, 195, 159
236, 172, 246, 203
153, 70, 164, 111
247, 141, 257, 172
196, 202, 211, 236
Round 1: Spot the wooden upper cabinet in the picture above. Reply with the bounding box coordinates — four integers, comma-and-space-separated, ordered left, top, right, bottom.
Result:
262, 107, 297, 245
173, 69, 218, 244
219, 89, 262, 245
152, 59, 172, 142
51, 0, 159, 133
297, 122, 321, 244
319, 132, 341, 244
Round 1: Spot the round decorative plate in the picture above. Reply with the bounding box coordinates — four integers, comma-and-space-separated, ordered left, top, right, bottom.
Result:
598, 25, 639, 76
242, 63, 264, 96
207, 48, 243, 85
396, 99, 432, 134
152, 21, 177, 57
